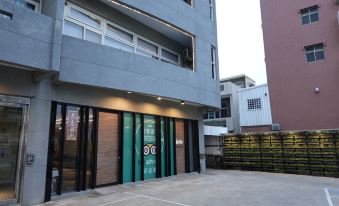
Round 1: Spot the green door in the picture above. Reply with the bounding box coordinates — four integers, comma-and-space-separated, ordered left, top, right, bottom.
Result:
123, 113, 133, 183
143, 115, 156, 179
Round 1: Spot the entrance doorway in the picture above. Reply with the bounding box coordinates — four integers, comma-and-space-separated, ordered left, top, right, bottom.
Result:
0, 95, 29, 202
45, 103, 97, 200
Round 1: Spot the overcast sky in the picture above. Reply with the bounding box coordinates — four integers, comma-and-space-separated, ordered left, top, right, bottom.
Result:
215, 0, 267, 84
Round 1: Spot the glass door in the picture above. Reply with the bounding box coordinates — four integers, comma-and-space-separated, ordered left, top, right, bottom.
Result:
0, 99, 28, 202
46, 103, 95, 200
143, 115, 156, 180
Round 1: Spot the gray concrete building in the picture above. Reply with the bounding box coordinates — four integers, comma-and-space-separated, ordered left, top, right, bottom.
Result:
0, 0, 219, 205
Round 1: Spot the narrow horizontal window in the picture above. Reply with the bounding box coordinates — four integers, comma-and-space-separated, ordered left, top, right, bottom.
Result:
63, 2, 182, 67
63, 20, 84, 39
105, 36, 134, 52
137, 38, 158, 54
69, 7, 101, 30
11, 0, 40, 12
161, 49, 179, 63
0, 10, 13, 20
85, 29, 101, 44
106, 23, 133, 44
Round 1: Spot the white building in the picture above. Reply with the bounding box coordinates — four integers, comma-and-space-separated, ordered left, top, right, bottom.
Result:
238, 84, 273, 133
204, 74, 255, 133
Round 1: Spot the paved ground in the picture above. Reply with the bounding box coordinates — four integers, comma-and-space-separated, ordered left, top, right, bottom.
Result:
39, 170, 339, 206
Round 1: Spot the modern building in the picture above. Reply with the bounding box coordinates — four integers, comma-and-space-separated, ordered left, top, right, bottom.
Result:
0, 0, 219, 205
238, 84, 272, 133
204, 74, 255, 133
261, 0, 339, 131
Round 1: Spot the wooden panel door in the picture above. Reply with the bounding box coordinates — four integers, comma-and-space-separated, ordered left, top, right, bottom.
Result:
175, 119, 185, 174
96, 112, 119, 185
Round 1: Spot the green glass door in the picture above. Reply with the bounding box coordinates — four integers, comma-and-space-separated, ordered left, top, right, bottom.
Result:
143, 115, 156, 180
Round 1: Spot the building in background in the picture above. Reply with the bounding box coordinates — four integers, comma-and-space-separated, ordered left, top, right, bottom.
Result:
238, 84, 272, 133
261, 0, 339, 131
204, 74, 255, 133
0, 0, 219, 204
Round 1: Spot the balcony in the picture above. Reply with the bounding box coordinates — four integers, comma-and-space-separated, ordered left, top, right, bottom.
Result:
57, 0, 220, 107
0, 0, 56, 71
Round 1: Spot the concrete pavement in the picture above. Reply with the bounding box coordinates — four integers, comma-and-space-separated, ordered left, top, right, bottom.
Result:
38, 170, 339, 206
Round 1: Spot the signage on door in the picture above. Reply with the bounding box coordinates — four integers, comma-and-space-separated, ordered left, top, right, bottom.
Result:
66, 110, 78, 141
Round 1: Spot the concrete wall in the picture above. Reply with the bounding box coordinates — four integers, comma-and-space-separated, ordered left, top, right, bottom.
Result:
238, 84, 272, 127
221, 82, 241, 133
0, 1, 55, 71
261, 0, 339, 131
59, 0, 220, 108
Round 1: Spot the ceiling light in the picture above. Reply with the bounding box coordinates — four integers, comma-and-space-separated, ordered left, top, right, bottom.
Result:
157, 96, 162, 101
180, 101, 185, 105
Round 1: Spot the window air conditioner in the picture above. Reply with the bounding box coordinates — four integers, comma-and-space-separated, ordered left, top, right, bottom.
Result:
183, 48, 193, 62
271, 124, 281, 131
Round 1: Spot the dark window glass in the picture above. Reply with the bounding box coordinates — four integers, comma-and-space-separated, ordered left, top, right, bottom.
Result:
301, 16, 309, 25
203, 113, 208, 120
300, 6, 319, 25
306, 53, 315, 62
315, 51, 324, 60
310, 13, 319, 22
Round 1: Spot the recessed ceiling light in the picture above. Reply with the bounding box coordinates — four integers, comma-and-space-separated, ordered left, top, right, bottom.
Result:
180, 101, 185, 105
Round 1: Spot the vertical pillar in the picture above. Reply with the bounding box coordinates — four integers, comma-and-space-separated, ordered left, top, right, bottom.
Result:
21, 78, 52, 205
198, 118, 206, 173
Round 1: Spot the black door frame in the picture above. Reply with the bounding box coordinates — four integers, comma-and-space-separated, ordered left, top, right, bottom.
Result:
45, 101, 200, 202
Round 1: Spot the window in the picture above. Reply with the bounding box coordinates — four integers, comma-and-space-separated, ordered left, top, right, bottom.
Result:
208, 112, 216, 119
161, 49, 179, 64
300, 6, 319, 25
209, 0, 214, 20
63, 3, 181, 67
248, 98, 262, 110
235, 81, 245, 88
211, 46, 217, 79
11, 0, 40, 12
69, 7, 102, 29
305, 43, 324, 63
220, 98, 231, 118
183, 0, 192, 6
220, 84, 224, 91
137, 38, 158, 54
106, 23, 133, 44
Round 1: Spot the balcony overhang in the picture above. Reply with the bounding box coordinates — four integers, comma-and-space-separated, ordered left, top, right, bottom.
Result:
100, 0, 193, 48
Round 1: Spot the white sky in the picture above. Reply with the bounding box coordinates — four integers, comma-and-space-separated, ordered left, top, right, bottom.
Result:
215, 0, 267, 84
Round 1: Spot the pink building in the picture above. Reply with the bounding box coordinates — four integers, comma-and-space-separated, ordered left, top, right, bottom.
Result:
260, 0, 339, 131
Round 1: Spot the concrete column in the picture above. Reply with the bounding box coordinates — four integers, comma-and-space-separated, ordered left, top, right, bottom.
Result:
198, 118, 206, 173
20, 78, 52, 205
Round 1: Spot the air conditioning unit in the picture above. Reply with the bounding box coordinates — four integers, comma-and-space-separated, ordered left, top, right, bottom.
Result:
271, 123, 281, 131
183, 48, 193, 63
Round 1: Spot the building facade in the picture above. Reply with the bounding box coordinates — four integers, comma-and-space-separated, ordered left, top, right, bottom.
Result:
0, 0, 219, 205
238, 84, 272, 133
204, 74, 255, 133
261, 0, 339, 131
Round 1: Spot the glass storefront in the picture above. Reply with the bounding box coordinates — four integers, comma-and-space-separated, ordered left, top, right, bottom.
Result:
45, 101, 200, 201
